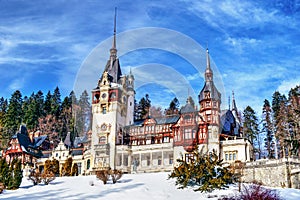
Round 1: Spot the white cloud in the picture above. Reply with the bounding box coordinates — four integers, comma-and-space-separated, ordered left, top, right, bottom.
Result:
183, 0, 291, 30
277, 79, 300, 96
223, 37, 261, 54
186, 73, 201, 81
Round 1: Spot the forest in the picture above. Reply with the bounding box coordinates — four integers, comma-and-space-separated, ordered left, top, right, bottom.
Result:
243, 85, 300, 159
0, 87, 91, 150
0, 84, 299, 161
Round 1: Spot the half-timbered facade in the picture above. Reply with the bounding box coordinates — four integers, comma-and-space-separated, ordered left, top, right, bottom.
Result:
85, 17, 252, 173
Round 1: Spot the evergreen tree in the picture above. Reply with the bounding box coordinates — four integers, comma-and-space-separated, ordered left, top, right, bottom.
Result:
243, 106, 260, 159
136, 94, 151, 120
272, 91, 286, 126
61, 96, 72, 142
69, 90, 77, 105
275, 100, 289, 158
44, 91, 52, 115
6, 158, 23, 190
77, 90, 91, 136
165, 97, 180, 115
262, 99, 274, 158
0, 158, 9, 187
12, 159, 23, 189
0, 98, 8, 149
23, 93, 40, 131
272, 91, 287, 158
287, 86, 300, 157
35, 90, 45, 117
169, 147, 234, 192
51, 87, 61, 118
5, 90, 23, 138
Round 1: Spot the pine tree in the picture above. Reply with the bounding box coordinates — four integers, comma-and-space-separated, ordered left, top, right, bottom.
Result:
135, 94, 151, 120
11, 159, 23, 189
23, 93, 40, 131
243, 106, 260, 160
0, 98, 8, 149
6, 158, 23, 190
76, 90, 91, 136
275, 100, 289, 158
169, 147, 234, 192
51, 87, 61, 118
0, 158, 9, 187
262, 99, 274, 158
5, 90, 23, 138
44, 91, 52, 115
61, 96, 72, 143
165, 97, 180, 115
272, 91, 286, 125
287, 86, 300, 157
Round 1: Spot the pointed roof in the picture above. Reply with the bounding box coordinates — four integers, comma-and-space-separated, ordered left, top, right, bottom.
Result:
231, 91, 238, 112
199, 48, 221, 102
100, 7, 122, 84
181, 96, 196, 113
231, 90, 241, 124
205, 48, 213, 82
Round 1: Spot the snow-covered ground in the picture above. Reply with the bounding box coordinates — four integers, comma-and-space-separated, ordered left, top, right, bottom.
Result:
1, 172, 300, 200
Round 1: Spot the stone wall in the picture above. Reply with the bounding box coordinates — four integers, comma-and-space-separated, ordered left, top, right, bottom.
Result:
242, 158, 300, 189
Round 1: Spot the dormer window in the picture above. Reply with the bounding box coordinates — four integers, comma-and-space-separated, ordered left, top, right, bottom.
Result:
204, 91, 210, 99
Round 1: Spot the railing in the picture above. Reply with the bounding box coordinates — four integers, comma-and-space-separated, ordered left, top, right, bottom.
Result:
94, 144, 110, 155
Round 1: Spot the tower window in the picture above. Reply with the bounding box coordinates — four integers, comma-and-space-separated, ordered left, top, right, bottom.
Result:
102, 106, 107, 114
206, 101, 210, 107
99, 136, 106, 144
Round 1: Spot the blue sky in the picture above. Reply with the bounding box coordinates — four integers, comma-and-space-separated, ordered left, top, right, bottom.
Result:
0, 0, 299, 115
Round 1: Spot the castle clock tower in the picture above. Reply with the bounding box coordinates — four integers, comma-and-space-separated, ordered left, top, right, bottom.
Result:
198, 49, 221, 154
90, 9, 135, 170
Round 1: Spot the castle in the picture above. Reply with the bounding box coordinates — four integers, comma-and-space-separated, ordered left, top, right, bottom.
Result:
85, 16, 252, 174
4, 15, 252, 176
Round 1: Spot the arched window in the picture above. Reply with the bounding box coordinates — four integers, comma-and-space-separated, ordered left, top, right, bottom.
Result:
99, 136, 106, 144
87, 159, 90, 170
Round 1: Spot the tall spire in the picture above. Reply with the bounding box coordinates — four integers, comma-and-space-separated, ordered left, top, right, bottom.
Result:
232, 90, 238, 113
205, 48, 213, 82
228, 95, 231, 110
110, 7, 117, 60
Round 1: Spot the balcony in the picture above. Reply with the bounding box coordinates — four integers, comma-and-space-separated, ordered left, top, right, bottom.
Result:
94, 144, 110, 155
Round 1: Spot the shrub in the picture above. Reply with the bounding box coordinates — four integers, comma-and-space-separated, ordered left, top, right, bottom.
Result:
7, 159, 23, 190
110, 169, 123, 184
28, 168, 41, 185
219, 183, 282, 200
61, 157, 73, 176
71, 163, 78, 176
0, 182, 4, 194
41, 171, 55, 185
96, 170, 110, 184
0, 158, 9, 187
169, 147, 234, 192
